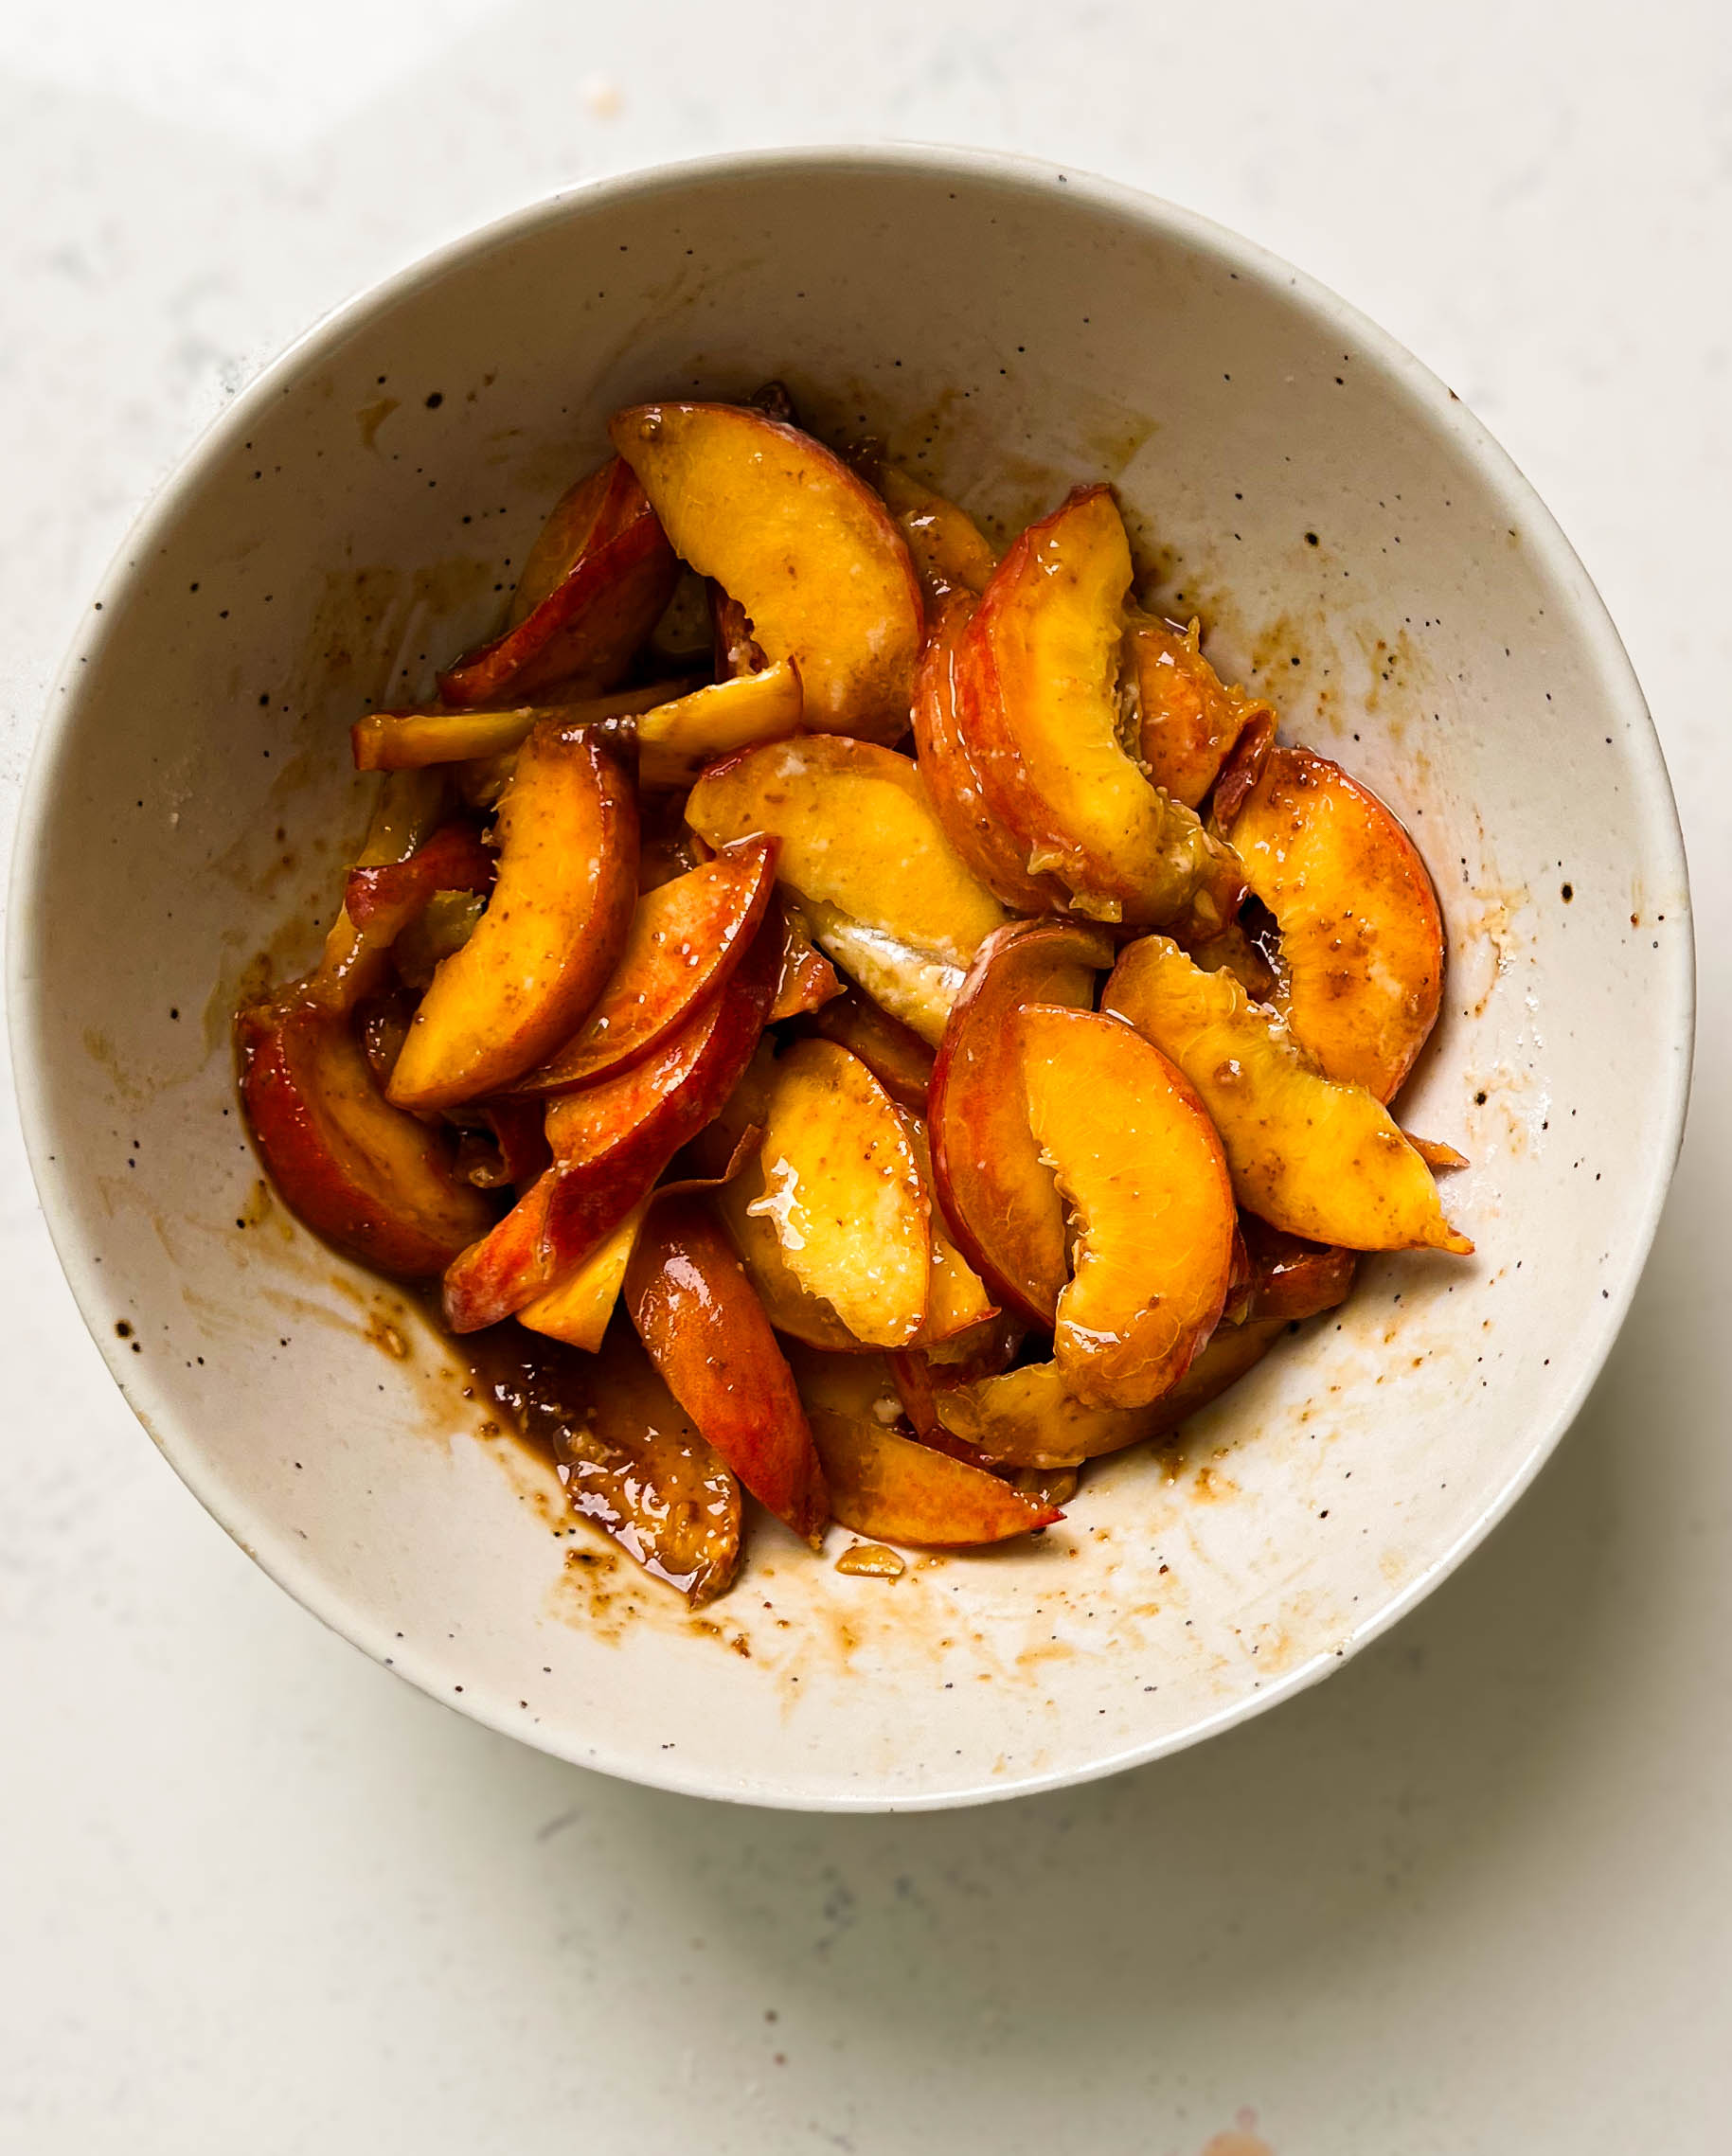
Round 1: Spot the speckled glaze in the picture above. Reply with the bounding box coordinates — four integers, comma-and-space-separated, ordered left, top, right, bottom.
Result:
8, 148, 1692, 1809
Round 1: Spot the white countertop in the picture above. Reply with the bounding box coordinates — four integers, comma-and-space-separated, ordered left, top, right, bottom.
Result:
2, 4, 1727, 2148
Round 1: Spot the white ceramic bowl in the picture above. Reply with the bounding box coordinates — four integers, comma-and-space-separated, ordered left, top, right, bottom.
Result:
9, 147, 1692, 1809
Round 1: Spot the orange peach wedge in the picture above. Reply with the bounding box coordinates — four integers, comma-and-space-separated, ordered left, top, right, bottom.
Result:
747, 1038, 930, 1350
1102, 935, 1473, 1256
516, 1194, 652, 1351
955, 486, 1243, 929
1222, 742, 1445, 1101
611, 401, 923, 742
440, 909, 780, 1330
1020, 1005, 1237, 1409
687, 734, 1010, 1044
512, 835, 777, 1094
784, 1345, 1059, 1547
386, 723, 638, 1113
927, 918, 1114, 1326
865, 457, 999, 604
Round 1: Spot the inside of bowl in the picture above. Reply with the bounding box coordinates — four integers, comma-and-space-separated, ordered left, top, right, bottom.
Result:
14, 152, 1689, 1807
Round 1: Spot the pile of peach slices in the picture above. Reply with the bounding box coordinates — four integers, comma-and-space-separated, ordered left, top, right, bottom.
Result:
238, 388, 1473, 1609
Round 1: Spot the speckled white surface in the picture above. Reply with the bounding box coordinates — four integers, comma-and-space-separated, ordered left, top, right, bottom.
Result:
1, 4, 1726, 2149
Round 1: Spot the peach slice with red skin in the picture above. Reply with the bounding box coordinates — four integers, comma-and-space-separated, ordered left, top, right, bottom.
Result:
341, 821, 494, 935
440, 909, 780, 1331
746, 1039, 931, 1351
437, 457, 678, 708
913, 597, 1071, 916
1126, 613, 1272, 811
625, 1193, 830, 1547
784, 1345, 1059, 1546
1231, 1215, 1357, 1327
387, 724, 638, 1114
510, 836, 777, 1095
1102, 935, 1473, 1256
927, 918, 1114, 1327
238, 995, 496, 1278
611, 402, 923, 742
1222, 742, 1445, 1101
955, 486, 1242, 929
1020, 1005, 1237, 1409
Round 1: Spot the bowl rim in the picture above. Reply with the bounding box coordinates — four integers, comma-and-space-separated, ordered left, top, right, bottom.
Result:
7, 141, 1696, 1810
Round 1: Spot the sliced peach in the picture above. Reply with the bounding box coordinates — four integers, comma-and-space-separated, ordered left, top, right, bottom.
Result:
955, 487, 1242, 929
935, 1319, 1284, 1470
388, 889, 489, 993
611, 401, 922, 742
747, 1039, 930, 1350
782, 1345, 1058, 1546
1207, 710, 1276, 828
1102, 936, 1473, 1255
1125, 613, 1272, 811
386, 724, 638, 1113
1234, 1215, 1358, 1327
440, 910, 779, 1330
238, 995, 496, 1278
866, 458, 999, 602
635, 661, 804, 789
349, 682, 682, 774
625, 1193, 829, 1546
301, 770, 447, 1014
468, 1320, 741, 1605
688, 1044, 861, 1353
1405, 1133, 1469, 1173
687, 733, 1009, 971
902, 1121, 995, 1345
812, 991, 934, 1110
341, 821, 494, 933
509, 456, 632, 622
437, 457, 678, 708
511, 836, 777, 1095
1223, 742, 1445, 1101
794, 906, 964, 1048
1020, 1006, 1236, 1408
768, 906, 843, 1022
927, 919, 1114, 1327
516, 1194, 651, 1350
912, 596, 1071, 915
